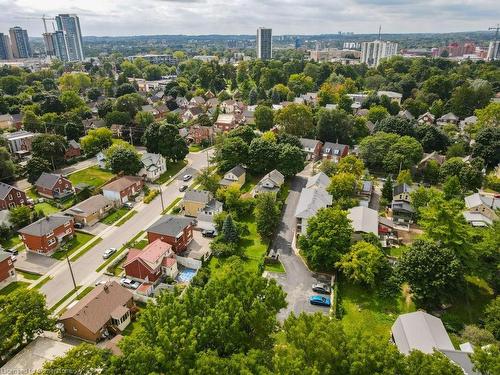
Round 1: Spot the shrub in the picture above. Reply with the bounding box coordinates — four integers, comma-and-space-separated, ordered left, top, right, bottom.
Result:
143, 189, 159, 204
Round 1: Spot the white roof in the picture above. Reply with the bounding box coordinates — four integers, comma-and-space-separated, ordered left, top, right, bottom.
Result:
306, 172, 330, 190
378, 90, 402, 99
463, 211, 492, 227
216, 114, 235, 124
347, 206, 379, 235
464, 193, 500, 210
294, 187, 332, 219
392, 311, 454, 355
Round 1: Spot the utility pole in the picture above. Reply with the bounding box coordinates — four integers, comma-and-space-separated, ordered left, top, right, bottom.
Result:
158, 183, 165, 212
488, 24, 500, 61
65, 248, 77, 290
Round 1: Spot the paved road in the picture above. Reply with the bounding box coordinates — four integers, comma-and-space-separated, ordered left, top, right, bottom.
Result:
34, 150, 212, 307
267, 164, 331, 320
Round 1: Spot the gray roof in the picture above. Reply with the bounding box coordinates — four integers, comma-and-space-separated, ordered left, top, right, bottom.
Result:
141, 153, 164, 171
3, 130, 35, 141
0, 182, 17, 200
398, 110, 415, 120
66, 195, 113, 217
258, 169, 284, 188
306, 172, 330, 190
464, 193, 500, 210
361, 180, 373, 193
226, 165, 245, 178
147, 215, 192, 237
183, 189, 213, 204
322, 142, 348, 156
295, 187, 332, 219
18, 214, 73, 237
347, 206, 378, 235
300, 138, 321, 150
438, 112, 459, 122
35, 173, 65, 190
463, 212, 493, 227
204, 199, 223, 213
0, 250, 11, 263
393, 183, 412, 197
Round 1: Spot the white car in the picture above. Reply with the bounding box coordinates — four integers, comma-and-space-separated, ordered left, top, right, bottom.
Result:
95, 280, 107, 286
102, 247, 117, 259
120, 277, 140, 289
182, 174, 192, 181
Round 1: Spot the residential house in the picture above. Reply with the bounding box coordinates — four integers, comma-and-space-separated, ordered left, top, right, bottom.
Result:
141, 104, 159, 118
0, 114, 14, 130
214, 113, 238, 132
321, 142, 349, 162
187, 125, 214, 144
182, 189, 217, 217
59, 281, 134, 342
306, 172, 330, 190
0, 251, 16, 290
398, 109, 415, 121
392, 311, 480, 375
463, 193, 499, 227
347, 206, 379, 240
147, 215, 193, 253
18, 214, 74, 255
196, 198, 223, 231
299, 138, 322, 161
219, 165, 246, 188
391, 183, 414, 223
175, 96, 189, 108
358, 180, 373, 206
64, 140, 81, 160
417, 112, 435, 125
96, 151, 107, 169
139, 153, 166, 181
124, 239, 177, 284
110, 124, 125, 138
3, 130, 35, 157
295, 186, 332, 236
253, 169, 285, 196
65, 194, 114, 226
10, 113, 22, 129
190, 96, 205, 107
460, 116, 477, 131
156, 103, 169, 118
182, 107, 203, 122
102, 176, 144, 205
365, 120, 376, 134
437, 112, 459, 126
0, 182, 27, 210
417, 151, 446, 171
221, 100, 245, 114
206, 98, 219, 109
35, 173, 74, 199
82, 117, 106, 131
377, 90, 403, 105
242, 109, 255, 125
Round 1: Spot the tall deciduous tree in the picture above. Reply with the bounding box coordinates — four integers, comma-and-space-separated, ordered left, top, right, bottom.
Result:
275, 103, 314, 137
80, 128, 113, 155
255, 193, 281, 239
32, 134, 68, 168
337, 241, 388, 286
26, 157, 52, 184
142, 122, 188, 162
254, 105, 274, 131
213, 136, 249, 172
37, 344, 111, 375
277, 144, 305, 177
106, 143, 142, 175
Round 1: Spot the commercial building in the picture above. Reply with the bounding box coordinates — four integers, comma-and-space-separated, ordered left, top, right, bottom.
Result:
0, 33, 13, 60
126, 54, 177, 65
9, 27, 31, 59
43, 30, 69, 61
55, 14, 84, 61
487, 40, 500, 61
257, 27, 272, 60
360, 40, 398, 67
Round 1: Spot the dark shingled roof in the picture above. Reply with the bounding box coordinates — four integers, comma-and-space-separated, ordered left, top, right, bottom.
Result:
18, 214, 73, 237
0, 182, 16, 200
35, 173, 64, 190
147, 215, 192, 237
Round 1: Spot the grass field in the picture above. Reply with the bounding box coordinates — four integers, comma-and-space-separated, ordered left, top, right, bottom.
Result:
100, 208, 130, 225
16, 270, 42, 280
0, 234, 22, 250
189, 144, 204, 152
50, 287, 80, 313
162, 197, 182, 214
265, 262, 285, 273
115, 210, 137, 226
34, 202, 61, 215
76, 286, 95, 300
156, 160, 188, 184
240, 174, 261, 194
0, 281, 29, 296
68, 166, 115, 188
52, 232, 94, 260
70, 237, 102, 262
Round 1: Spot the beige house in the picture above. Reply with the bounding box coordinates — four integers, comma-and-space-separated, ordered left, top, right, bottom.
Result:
182, 189, 213, 217
0, 114, 14, 130
463, 193, 500, 227
219, 165, 246, 188
65, 194, 115, 226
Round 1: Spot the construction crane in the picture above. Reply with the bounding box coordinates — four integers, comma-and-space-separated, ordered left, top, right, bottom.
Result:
489, 24, 500, 61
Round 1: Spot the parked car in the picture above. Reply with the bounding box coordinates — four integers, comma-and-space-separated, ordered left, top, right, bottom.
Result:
10, 255, 17, 262
4, 248, 18, 256
120, 277, 140, 289
182, 174, 192, 181
95, 280, 107, 286
74, 222, 84, 229
123, 202, 134, 209
102, 247, 117, 259
179, 185, 188, 192
309, 295, 331, 307
202, 229, 217, 238
312, 283, 331, 294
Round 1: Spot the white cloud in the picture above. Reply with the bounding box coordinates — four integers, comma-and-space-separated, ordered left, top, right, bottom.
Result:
0, 0, 498, 36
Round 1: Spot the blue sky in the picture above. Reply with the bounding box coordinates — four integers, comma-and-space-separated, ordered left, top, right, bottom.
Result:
0, 0, 499, 36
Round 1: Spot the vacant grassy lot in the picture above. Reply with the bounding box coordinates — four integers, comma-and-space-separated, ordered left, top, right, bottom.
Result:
0, 281, 29, 296
68, 166, 115, 188
156, 160, 188, 184
52, 232, 94, 260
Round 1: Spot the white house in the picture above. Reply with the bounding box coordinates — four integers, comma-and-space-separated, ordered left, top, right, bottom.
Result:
253, 169, 285, 196
139, 153, 166, 181
295, 185, 332, 236
96, 152, 107, 169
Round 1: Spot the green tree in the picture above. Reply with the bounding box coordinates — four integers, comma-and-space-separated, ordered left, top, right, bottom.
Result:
9, 205, 33, 228
144, 65, 163, 80
0, 289, 54, 355
415, 124, 450, 152
142, 122, 188, 162
397, 239, 463, 309
255, 193, 281, 239
298, 207, 353, 271
359, 132, 399, 171
443, 175, 462, 200
64, 121, 84, 141
115, 83, 136, 97
402, 350, 464, 375
319, 159, 337, 176
316, 108, 353, 144
383, 135, 423, 173
26, 157, 52, 183
22, 110, 43, 132
396, 169, 413, 185
222, 214, 239, 243
287, 73, 314, 95
80, 128, 113, 155
213, 136, 249, 172
275, 103, 314, 137
0, 75, 23, 95
32, 134, 68, 168
0, 147, 16, 182
367, 105, 389, 123
278, 144, 305, 177
472, 126, 500, 167
37, 344, 111, 375
254, 105, 274, 131
410, 186, 443, 221
228, 125, 257, 145
484, 297, 500, 340
59, 72, 91, 93
381, 175, 394, 202
106, 143, 142, 175
60, 90, 85, 111
327, 172, 358, 208
449, 80, 493, 118
375, 116, 415, 137
248, 138, 279, 174
422, 159, 440, 185
114, 93, 144, 117
105, 110, 131, 126
475, 102, 500, 129
471, 344, 500, 375
337, 241, 387, 286
195, 168, 220, 194
134, 111, 155, 127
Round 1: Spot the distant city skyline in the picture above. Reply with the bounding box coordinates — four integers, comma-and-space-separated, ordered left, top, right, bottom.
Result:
0, 0, 499, 37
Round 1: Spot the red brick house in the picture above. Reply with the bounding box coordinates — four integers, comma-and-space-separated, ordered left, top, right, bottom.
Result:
0, 251, 16, 290
64, 140, 81, 160
321, 142, 349, 162
188, 125, 214, 144
102, 176, 144, 205
0, 182, 27, 210
146, 215, 193, 253
124, 239, 177, 284
214, 113, 238, 132
18, 214, 75, 255
35, 173, 74, 199
299, 138, 322, 161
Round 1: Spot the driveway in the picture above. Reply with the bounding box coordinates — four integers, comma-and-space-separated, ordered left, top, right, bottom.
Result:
267, 165, 331, 320
180, 229, 212, 261
15, 251, 59, 275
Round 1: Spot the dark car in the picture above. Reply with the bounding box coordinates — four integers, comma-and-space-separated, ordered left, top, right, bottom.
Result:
202, 229, 217, 238
309, 295, 331, 307
74, 222, 84, 229
179, 185, 188, 192
4, 248, 19, 256
312, 283, 331, 294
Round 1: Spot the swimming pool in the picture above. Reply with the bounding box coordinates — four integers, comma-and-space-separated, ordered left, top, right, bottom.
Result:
176, 268, 197, 283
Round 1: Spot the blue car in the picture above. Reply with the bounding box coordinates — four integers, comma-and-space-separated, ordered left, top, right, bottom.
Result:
309, 295, 331, 307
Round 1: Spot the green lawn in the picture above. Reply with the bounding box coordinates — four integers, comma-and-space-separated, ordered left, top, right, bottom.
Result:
76, 286, 95, 300
100, 208, 129, 225
133, 239, 149, 250
52, 232, 94, 260
115, 210, 137, 226
189, 144, 204, 152
265, 262, 285, 273
16, 270, 42, 280
162, 197, 182, 215
50, 287, 80, 313
0, 281, 29, 296
441, 276, 495, 333
70, 237, 102, 262
340, 282, 416, 338
156, 160, 188, 184
387, 246, 408, 258
0, 234, 22, 250
68, 166, 115, 188
33, 276, 52, 290
34, 202, 61, 215
240, 174, 261, 194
